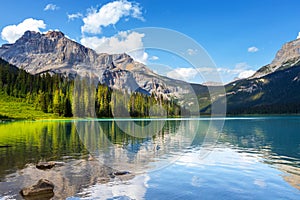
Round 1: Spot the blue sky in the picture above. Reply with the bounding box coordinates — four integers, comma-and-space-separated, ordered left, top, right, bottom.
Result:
1, 0, 300, 83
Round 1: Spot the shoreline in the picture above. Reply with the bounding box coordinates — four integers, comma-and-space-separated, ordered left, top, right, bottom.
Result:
2, 113, 300, 123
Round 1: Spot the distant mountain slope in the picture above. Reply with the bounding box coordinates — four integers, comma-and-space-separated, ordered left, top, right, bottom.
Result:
224, 64, 300, 114
199, 37, 300, 114
251, 38, 300, 79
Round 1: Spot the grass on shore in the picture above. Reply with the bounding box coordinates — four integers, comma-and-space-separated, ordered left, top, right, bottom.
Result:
0, 92, 58, 120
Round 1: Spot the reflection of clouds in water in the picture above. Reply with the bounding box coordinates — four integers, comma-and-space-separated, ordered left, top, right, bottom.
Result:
80, 174, 150, 200
176, 147, 260, 169
77, 120, 200, 173
254, 179, 266, 188
191, 176, 203, 187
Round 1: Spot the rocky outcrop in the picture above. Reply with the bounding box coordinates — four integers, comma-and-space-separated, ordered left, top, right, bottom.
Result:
20, 179, 54, 199
36, 162, 56, 170
252, 38, 300, 78
0, 30, 193, 98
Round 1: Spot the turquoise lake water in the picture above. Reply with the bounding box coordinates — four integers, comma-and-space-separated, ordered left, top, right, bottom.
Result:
0, 117, 300, 199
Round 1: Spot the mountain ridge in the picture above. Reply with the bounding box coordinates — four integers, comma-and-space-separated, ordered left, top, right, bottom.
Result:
2, 30, 300, 115
251, 37, 300, 79
0, 30, 194, 99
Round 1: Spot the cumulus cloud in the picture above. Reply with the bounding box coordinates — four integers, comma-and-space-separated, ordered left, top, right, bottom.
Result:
238, 70, 256, 79
1, 18, 46, 43
234, 62, 256, 79
81, 31, 148, 63
44, 4, 59, 11
297, 32, 300, 39
248, 46, 259, 53
129, 50, 148, 64
215, 64, 256, 82
166, 63, 256, 83
81, 0, 144, 34
68, 13, 83, 20
167, 68, 199, 81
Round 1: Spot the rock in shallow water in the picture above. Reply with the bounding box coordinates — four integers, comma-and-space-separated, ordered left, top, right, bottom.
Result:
113, 171, 131, 176
20, 179, 54, 199
36, 162, 56, 170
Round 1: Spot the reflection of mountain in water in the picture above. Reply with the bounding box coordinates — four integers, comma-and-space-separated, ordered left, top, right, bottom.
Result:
1, 117, 299, 198
220, 117, 300, 162
76, 119, 204, 172
0, 119, 206, 198
219, 117, 300, 190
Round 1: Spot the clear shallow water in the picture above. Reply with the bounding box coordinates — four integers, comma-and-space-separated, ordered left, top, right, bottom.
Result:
0, 117, 300, 199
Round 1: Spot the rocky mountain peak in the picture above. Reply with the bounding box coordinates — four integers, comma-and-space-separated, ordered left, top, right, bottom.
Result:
270, 38, 300, 68
252, 38, 300, 79
23, 30, 41, 39
45, 30, 65, 38
0, 30, 193, 99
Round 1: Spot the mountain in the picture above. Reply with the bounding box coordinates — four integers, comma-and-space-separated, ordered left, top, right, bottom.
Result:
200, 37, 300, 114
251, 38, 300, 78
224, 65, 300, 114
3, 30, 300, 115
0, 31, 193, 99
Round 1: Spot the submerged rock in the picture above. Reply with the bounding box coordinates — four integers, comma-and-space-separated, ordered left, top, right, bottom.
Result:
36, 162, 56, 170
113, 171, 131, 176
110, 171, 135, 181
110, 171, 131, 178
20, 179, 54, 199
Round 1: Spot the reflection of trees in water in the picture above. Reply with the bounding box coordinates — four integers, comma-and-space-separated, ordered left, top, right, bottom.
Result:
0, 121, 88, 180
219, 118, 300, 190
220, 118, 300, 162
76, 119, 201, 172
0, 119, 216, 198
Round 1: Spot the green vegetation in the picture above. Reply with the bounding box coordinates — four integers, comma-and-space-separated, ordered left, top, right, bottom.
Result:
0, 121, 89, 179
224, 65, 300, 114
199, 65, 300, 115
0, 58, 73, 119
0, 92, 56, 119
0, 58, 182, 119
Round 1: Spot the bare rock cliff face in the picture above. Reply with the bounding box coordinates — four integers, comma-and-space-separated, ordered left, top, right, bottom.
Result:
0, 31, 192, 97
252, 38, 300, 79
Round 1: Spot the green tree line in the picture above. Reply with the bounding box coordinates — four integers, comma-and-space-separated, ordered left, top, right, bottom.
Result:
0, 58, 182, 118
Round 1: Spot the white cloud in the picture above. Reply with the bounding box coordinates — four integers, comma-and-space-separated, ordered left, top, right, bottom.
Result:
44, 4, 59, 11
81, 31, 148, 63
167, 68, 198, 81
1, 18, 46, 43
156, 62, 257, 83
149, 56, 159, 61
297, 32, 300, 39
233, 62, 256, 79
187, 48, 198, 55
129, 50, 148, 64
238, 70, 256, 79
203, 62, 256, 83
68, 13, 83, 21
248, 46, 259, 53
81, 0, 144, 34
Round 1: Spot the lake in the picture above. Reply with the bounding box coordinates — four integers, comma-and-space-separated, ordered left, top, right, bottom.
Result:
0, 117, 300, 199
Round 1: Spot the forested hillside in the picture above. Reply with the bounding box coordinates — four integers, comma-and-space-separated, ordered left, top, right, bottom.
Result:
0, 59, 181, 119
